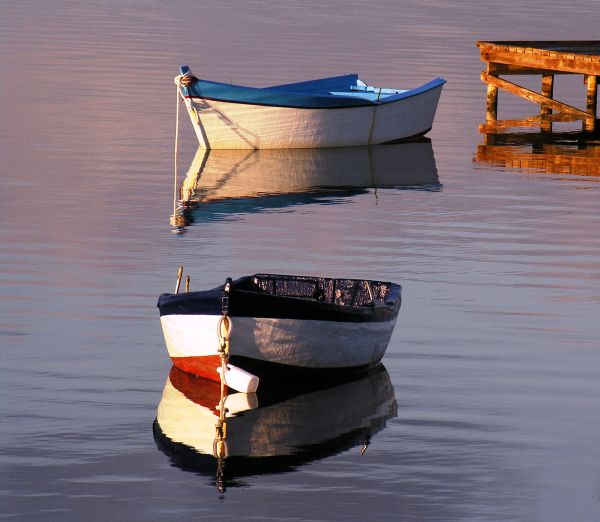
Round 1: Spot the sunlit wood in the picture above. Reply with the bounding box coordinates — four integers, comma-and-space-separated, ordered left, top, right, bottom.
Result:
477, 41, 600, 132
481, 73, 592, 119
477, 41, 600, 75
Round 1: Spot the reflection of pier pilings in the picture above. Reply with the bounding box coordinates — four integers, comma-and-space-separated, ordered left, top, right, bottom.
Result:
477, 41, 600, 132
475, 118, 600, 176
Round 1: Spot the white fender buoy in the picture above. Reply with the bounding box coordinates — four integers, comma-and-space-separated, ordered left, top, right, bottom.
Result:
217, 364, 259, 393
220, 392, 259, 415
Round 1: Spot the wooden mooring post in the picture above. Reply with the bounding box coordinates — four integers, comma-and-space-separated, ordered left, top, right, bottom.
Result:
477, 41, 600, 132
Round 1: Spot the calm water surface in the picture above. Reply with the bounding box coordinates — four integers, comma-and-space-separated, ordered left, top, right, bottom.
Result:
1, 1, 599, 521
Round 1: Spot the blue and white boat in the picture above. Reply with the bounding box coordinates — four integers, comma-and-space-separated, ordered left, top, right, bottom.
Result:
175, 66, 445, 149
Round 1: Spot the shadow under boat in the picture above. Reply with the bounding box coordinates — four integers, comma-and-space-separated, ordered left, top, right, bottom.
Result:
153, 364, 397, 492
171, 140, 440, 229
474, 116, 600, 177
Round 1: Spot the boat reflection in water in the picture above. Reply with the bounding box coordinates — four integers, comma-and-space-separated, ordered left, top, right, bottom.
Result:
171, 140, 440, 230
475, 117, 600, 177
153, 365, 397, 493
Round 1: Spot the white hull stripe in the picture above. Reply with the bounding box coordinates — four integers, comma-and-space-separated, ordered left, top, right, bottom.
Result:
160, 314, 396, 369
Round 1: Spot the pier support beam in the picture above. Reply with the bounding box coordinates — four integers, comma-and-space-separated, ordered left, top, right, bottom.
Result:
541, 74, 554, 115
541, 74, 554, 132
481, 73, 591, 119
585, 75, 597, 131
486, 82, 498, 121
485, 63, 498, 121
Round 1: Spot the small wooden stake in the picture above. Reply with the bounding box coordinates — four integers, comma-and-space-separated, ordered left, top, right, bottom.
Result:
185, 275, 190, 293
175, 266, 184, 294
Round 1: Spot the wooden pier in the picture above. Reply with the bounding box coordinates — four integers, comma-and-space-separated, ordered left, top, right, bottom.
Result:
477, 41, 600, 131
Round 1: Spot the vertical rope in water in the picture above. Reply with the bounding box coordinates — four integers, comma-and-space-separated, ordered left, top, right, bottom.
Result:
173, 83, 180, 218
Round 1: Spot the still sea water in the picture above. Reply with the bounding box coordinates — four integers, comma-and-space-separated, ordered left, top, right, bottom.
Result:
1, 1, 599, 520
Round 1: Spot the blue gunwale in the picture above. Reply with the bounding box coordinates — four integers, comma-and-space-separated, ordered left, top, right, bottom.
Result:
178, 66, 446, 110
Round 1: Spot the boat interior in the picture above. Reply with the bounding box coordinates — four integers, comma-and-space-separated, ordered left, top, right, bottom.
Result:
238, 274, 392, 306
269, 75, 407, 101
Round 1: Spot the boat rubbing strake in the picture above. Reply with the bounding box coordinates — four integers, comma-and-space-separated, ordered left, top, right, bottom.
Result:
174, 66, 445, 149
157, 272, 402, 392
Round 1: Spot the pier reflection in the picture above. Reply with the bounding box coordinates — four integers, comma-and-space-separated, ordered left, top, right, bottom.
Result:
171, 141, 440, 231
153, 365, 397, 493
475, 117, 600, 176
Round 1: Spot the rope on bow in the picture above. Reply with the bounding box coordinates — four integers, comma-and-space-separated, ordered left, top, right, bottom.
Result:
213, 277, 233, 493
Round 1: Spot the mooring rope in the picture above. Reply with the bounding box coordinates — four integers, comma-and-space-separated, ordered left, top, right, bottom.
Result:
173, 73, 194, 211
214, 277, 233, 494
174, 79, 181, 217
216, 278, 233, 392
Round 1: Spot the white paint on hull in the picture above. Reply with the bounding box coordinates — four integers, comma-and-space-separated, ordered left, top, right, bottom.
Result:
160, 314, 396, 369
183, 85, 443, 149
371, 86, 442, 143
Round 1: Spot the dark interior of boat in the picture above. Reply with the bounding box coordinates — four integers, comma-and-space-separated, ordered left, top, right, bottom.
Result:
239, 274, 391, 306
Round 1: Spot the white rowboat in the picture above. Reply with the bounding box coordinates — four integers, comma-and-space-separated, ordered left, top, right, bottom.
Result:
176, 66, 445, 149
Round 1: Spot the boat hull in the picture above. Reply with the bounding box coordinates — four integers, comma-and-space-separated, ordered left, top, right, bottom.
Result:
182, 83, 444, 149
158, 274, 401, 386
160, 314, 397, 383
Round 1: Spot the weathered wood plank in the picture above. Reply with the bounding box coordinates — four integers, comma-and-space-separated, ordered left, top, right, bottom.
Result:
481, 72, 592, 119
480, 48, 600, 75
487, 63, 573, 75
477, 41, 600, 57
